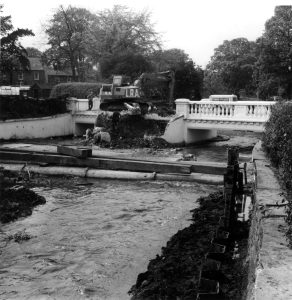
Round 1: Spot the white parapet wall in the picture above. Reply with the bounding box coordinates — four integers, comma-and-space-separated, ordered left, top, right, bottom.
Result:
0, 113, 73, 140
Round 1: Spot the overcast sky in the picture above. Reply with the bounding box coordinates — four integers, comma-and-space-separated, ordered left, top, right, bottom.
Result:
1, 0, 290, 67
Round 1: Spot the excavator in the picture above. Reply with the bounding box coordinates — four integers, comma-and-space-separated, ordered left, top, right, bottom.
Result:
99, 71, 175, 114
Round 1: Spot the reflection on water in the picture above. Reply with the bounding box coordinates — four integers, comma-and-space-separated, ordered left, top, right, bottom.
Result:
185, 130, 261, 162
0, 131, 260, 299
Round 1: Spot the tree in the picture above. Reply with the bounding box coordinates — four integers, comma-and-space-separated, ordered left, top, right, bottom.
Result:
149, 48, 204, 100
174, 61, 204, 100
92, 5, 161, 79
255, 6, 292, 99
100, 51, 153, 80
0, 5, 34, 84
25, 47, 43, 57
150, 48, 189, 72
204, 38, 257, 97
44, 5, 96, 81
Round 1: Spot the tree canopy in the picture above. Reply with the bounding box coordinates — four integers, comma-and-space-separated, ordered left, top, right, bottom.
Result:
0, 4, 34, 84
44, 5, 96, 81
43, 5, 161, 81
204, 38, 257, 97
255, 6, 292, 99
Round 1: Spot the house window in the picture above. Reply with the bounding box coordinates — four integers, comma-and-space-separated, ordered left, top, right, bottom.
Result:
55, 77, 60, 84
34, 72, 39, 80
67, 77, 72, 82
18, 72, 24, 80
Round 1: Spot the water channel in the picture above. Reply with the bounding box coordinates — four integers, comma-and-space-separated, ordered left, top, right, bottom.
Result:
0, 131, 260, 300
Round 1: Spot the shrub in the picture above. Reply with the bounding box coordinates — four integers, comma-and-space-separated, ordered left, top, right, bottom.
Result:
0, 95, 67, 120
50, 82, 103, 99
263, 101, 292, 188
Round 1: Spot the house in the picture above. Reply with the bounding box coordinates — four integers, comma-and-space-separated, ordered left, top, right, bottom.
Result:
1, 57, 74, 99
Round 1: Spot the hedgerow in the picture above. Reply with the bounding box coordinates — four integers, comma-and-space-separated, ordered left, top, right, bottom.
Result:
263, 101, 292, 188
0, 95, 67, 120
50, 82, 103, 99
263, 101, 292, 247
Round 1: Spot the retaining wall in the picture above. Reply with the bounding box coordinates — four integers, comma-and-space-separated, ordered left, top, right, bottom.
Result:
0, 113, 73, 140
246, 141, 292, 300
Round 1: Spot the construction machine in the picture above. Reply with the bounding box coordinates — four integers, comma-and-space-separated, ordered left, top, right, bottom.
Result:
99, 71, 175, 113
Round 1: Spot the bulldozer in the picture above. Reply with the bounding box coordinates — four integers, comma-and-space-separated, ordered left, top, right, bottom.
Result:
99, 71, 175, 113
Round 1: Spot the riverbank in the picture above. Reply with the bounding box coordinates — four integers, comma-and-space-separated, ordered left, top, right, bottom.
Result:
0, 169, 46, 223
129, 191, 250, 300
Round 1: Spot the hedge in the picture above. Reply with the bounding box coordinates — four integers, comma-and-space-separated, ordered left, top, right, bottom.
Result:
263, 101, 292, 247
50, 82, 103, 99
0, 95, 67, 120
263, 101, 292, 188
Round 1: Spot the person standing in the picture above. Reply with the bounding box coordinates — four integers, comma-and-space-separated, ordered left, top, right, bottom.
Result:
87, 90, 94, 111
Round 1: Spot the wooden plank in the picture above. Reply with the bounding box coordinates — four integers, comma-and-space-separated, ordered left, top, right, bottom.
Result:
187, 162, 226, 175
57, 145, 92, 158
0, 151, 191, 174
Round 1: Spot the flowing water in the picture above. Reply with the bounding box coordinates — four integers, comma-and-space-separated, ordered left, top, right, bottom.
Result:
0, 131, 261, 300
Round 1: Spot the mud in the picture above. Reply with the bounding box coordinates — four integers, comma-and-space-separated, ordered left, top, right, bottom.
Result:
0, 171, 46, 223
129, 191, 250, 300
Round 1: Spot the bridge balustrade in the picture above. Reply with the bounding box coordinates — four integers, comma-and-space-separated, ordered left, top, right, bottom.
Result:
176, 99, 275, 123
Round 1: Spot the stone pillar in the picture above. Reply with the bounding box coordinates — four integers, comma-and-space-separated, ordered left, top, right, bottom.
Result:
175, 99, 190, 118
67, 98, 78, 113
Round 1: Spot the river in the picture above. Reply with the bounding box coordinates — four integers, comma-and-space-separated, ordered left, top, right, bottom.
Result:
0, 131, 261, 300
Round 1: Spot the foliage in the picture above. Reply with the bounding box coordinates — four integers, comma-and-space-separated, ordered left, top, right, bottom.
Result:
255, 6, 292, 99
44, 5, 96, 81
204, 38, 257, 97
150, 48, 204, 100
0, 5, 34, 84
263, 101, 292, 188
94, 5, 160, 58
25, 47, 43, 57
150, 48, 190, 72
50, 82, 102, 98
0, 96, 68, 120
174, 61, 204, 100
44, 5, 160, 82
100, 51, 153, 80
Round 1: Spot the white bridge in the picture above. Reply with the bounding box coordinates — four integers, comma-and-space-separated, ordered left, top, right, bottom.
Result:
67, 97, 276, 144
162, 99, 275, 144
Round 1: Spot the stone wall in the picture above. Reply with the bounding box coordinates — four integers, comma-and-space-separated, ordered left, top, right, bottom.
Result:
245, 141, 292, 300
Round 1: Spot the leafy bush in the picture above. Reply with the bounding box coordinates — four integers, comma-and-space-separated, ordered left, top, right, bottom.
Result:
0, 95, 67, 120
50, 82, 103, 99
263, 101, 292, 188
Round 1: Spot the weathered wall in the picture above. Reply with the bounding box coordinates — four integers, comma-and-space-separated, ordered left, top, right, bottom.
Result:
246, 141, 292, 300
0, 113, 73, 140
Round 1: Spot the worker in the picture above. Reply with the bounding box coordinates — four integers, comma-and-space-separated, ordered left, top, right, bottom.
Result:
87, 90, 94, 111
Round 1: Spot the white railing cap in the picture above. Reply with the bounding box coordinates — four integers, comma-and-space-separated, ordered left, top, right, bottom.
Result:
175, 98, 191, 104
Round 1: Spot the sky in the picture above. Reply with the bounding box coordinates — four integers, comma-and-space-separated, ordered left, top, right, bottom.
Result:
1, 0, 291, 67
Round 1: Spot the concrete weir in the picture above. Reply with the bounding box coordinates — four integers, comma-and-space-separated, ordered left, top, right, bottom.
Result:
0, 145, 225, 184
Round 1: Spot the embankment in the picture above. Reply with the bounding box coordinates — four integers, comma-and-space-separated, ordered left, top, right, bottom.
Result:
130, 141, 292, 300
245, 142, 292, 300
